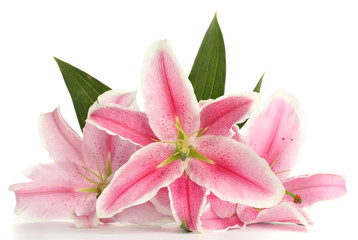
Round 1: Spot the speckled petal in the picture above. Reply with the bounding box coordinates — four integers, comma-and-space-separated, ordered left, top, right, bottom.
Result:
96, 143, 184, 218
187, 135, 285, 208
82, 123, 139, 174
88, 104, 158, 146
200, 93, 259, 137
245, 89, 305, 181
141, 40, 200, 141
168, 173, 208, 232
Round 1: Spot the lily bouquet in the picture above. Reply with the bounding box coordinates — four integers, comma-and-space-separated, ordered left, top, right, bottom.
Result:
10, 14, 346, 232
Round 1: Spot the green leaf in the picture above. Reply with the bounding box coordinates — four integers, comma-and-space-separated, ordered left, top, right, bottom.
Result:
238, 73, 265, 129
180, 218, 192, 232
253, 72, 264, 93
54, 57, 111, 131
189, 12, 226, 101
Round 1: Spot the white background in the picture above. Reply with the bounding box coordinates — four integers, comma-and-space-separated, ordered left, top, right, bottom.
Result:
1, 0, 357, 239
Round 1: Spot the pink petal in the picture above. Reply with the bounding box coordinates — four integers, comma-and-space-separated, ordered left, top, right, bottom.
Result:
187, 136, 285, 208
141, 40, 200, 141
39, 107, 83, 166
82, 123, 139, 174
252, 202, 309, 227
206, 193, 237, 218
113, 201, 174, 226
9, 161, 97, 220
150, 187, 172, 216
201, 207, 244, 231
198, 99, 214, 109
283, 174, 347, 208
168, 173, 208, 232
231, 125, 246, 144
200, 93, 259, 137
96, 143, 185, 218
72, 210, 99, 228
236, 204, 260, 223
97, 90, 139, 110
245, 89, 305, 182
88, 104, 158, 146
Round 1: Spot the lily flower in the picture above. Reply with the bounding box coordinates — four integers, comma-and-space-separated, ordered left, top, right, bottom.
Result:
200, 90, 347, 230
10, 91, 164, 227
88, 40, 285, 232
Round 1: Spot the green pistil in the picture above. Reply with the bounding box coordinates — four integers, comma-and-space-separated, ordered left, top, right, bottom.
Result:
157, 118, 213, 167
285, 190, 302, 204
78, 154, 112, 199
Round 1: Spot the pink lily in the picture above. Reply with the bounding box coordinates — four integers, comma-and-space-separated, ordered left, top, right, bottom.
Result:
10, 91, 166, 227
88, 40, 285, 232
200, 90, 347, 230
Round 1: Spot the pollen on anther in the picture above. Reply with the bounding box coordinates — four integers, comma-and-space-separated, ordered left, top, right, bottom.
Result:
294, 194, 302, 204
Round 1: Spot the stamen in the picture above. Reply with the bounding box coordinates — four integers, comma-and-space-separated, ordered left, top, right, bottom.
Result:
187, 128, 201, 139
197, 126, 209, 138
76, 172, 99, 185
275, 169, 289, 175
105, 154, 112, 179
294, 194, 302, 204
170, 120, 187, 139
270, 155, 280, 169
96, 162, 104, 182
285, 190, 302, 204
77, 153, 113, 199
81, 166, 102, 182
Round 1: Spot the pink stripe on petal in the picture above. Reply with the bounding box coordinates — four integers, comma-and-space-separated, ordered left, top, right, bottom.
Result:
245, 89, 305, 182
114, 201, 174, 226
188, 136, 285, 208
201, 207, 244, 231
39, 107, 83, 166
206, 193, 237, 218
169, 173, 208, 232
142, 40, 200, 141
200, 93, 259, 137
97, 143, 184, 218
10, 162, 97, 220
89, 104, 158, 146
252, 202, 309, 227
283, 174, 347, 208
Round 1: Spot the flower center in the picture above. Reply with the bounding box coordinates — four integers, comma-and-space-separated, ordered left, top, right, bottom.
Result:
157, 118, 213, 168
77, 153, 112, 199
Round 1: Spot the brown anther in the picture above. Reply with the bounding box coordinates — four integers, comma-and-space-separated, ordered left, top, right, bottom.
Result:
294, 194, 302, 204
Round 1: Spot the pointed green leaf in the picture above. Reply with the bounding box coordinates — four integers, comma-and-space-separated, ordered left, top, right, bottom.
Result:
54, 57, 111, 131
253, 72, 264, 93
238, 73, 265, 129
189, 13, 226, 101
180, 218, 192, 232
